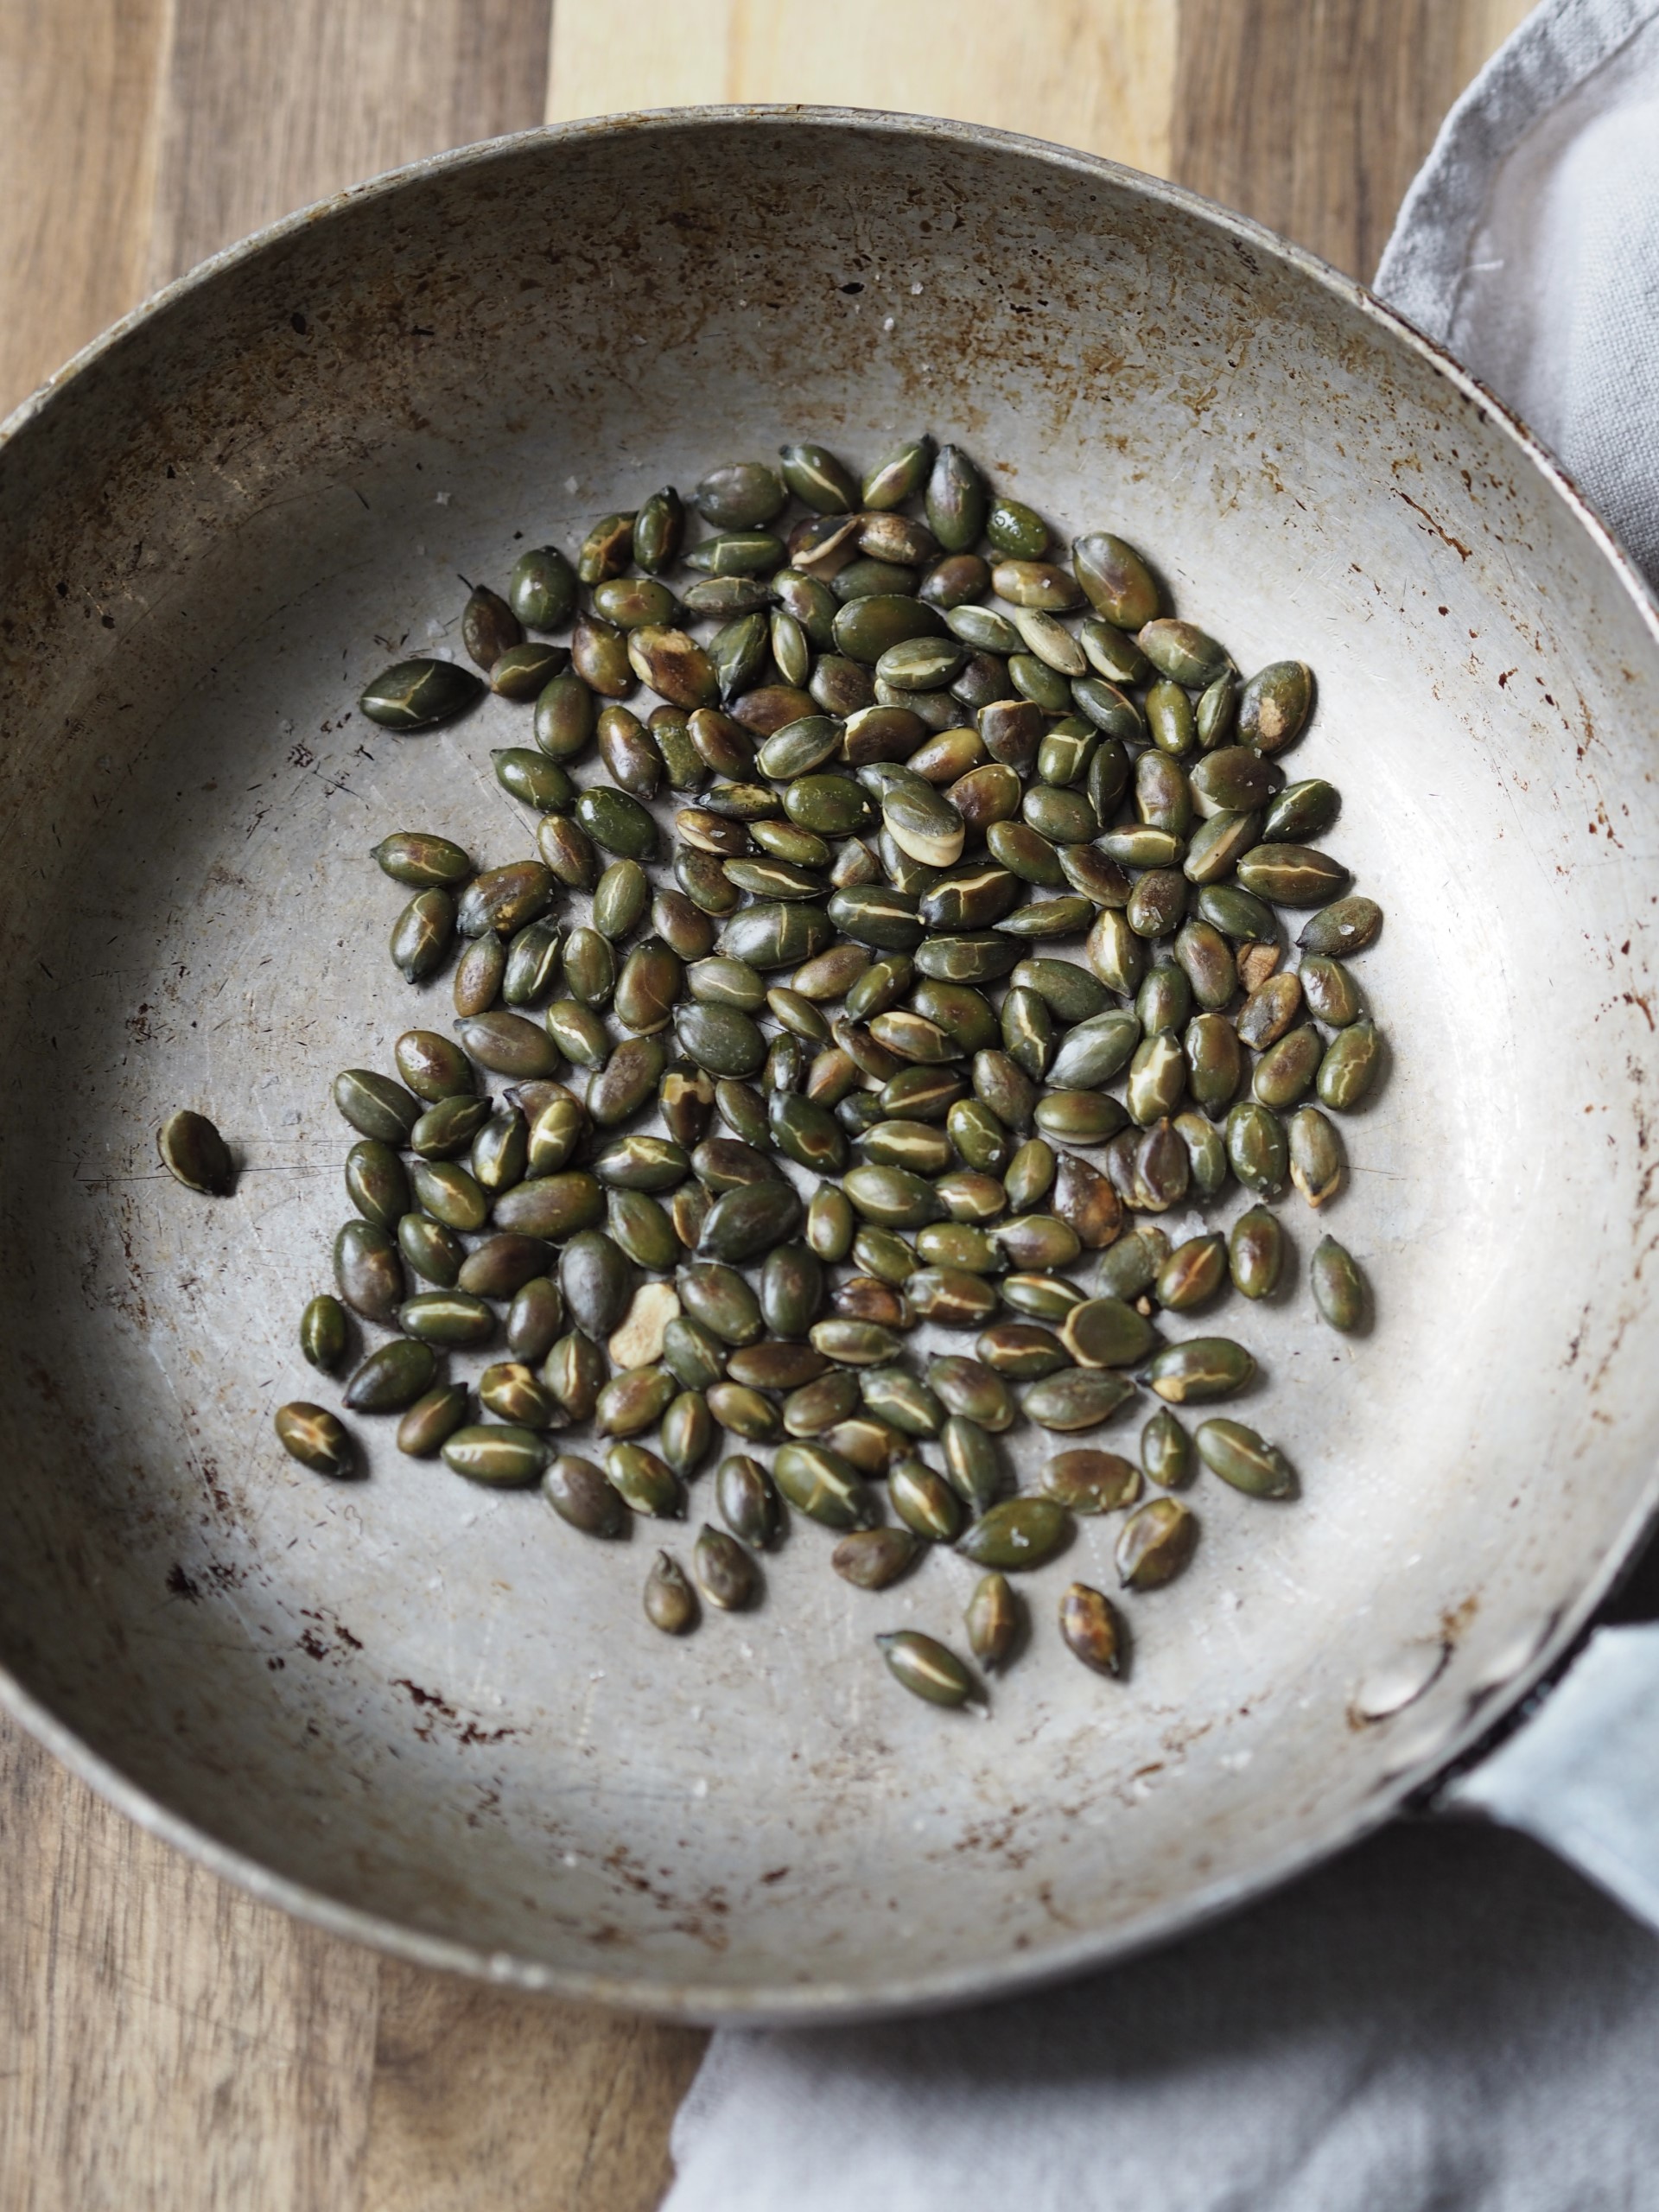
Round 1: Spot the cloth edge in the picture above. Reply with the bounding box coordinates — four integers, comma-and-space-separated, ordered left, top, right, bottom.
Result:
1375, 0, 1657, 328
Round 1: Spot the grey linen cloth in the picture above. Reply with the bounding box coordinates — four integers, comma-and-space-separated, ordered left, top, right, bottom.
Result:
665, 8, 1659, 2204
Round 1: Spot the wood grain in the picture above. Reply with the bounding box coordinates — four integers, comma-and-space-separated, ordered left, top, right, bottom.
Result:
1173, 0, 1535, 278
0, 0, 168, 417
0, 1, 1538, 2204
146, 0, 554, 288
546, 0, 1179, 179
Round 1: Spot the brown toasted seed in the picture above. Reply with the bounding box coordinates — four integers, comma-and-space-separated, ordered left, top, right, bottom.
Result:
694, 1524, 757, 1610
645, 1552, 698, 1634
1060, 1584, 1125, 1675
1043, 1449, 1140, 1514
963, 1573, 1020, 1671
1116, 1497, 1198, 1589
833, 1527, 923, 1590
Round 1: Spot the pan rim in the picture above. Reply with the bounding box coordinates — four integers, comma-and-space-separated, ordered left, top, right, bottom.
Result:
3, 102, 1657, 2022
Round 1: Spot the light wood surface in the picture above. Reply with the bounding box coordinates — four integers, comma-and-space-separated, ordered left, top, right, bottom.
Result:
0, 3, 1534, 2203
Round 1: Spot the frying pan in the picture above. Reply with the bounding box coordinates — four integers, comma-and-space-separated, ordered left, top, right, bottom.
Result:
4, 109, 1659, 2024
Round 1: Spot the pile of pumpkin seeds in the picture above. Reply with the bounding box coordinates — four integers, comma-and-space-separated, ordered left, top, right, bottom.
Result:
250, 435, 1383, 1709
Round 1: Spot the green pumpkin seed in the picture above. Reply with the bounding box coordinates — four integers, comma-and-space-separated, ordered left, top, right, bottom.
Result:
1141, 1408, 1192, 1491
300, 1294, 348, 1374
595, 1363, 678, 1441
452, 934, 506, 1019
644, 1550, 698, 1634
509, 545, 577, 629
1287, 1103, 1344, 1207
1299, 955, 1362, 1028
776, 442, 855, 512
957, 1496, 1069, 1571
1157, 1233, 1228, 1312
397, 1291, 493, 1347
507, 1275, 567, 1363
372, 830, 475, 890
1197, 1418, 1296, 1497
1238, 659, 1314, 753
493, 1171, 606, 1240
1144, 1337, 1255, 1404
600, 1430, 682, 1512
1137, 618, 1229, 688
389, 888, 454, 982
542, 1331, 607, 1422
717, 900, 836, 971
1312, 1020, 1379, 1114
477, 1361, 557, 1428
1228, 1205, 1285, 1300
805, 1185, 855, 1264
1056, 1297, 1154, 1370
491, 641, 569, 701
1020, 1366, 1136, 1431
877, 1630, 979, 1707
673, 1001, 766, 1080
342, 1337, 435, 1414
344, 1140, 409, 1230
772, 1441, 874, 1529
860, 1365, 945, 1438
534, 671, 596, 763
455, 1011, 560, 1080
1195, 884, 1277, 944
1265, 778, 1340, 842
883, 1456, 957, 1541
359, 657, 482, 731
857, 433, 931, 510
1311, 1236, 1369, 1331
456, 861, 557, 941
544, 1452, 628, 1536
333, 1069, 420, 1144
833, 593, 945, 664
834, 1528, 922, 1590
573, 785, 656, 862
398, 1211, 464, 1287
397, 1384, 470, 1460
441, 1424, 548, 1486
413, 1088, 493, 1159
1236, 842, 1351, 908
926, 444, 988, 552
1116, 1497, 1198, 1588
697, 1179, 803, 1263
502, 920, 563, 1007
1296, 892, 1382, 958
275, 1402, 354, 1478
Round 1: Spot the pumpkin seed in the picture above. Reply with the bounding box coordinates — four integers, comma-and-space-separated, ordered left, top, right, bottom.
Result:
1021, 1368, 1136, 1431
544, 1452, 628, 1537
276, 1402, 354, 1477
1311, 1236, 1369, 1330
1144, 1337, 1255, 1403
1197, 1418, 1296, 1497
877, 1630, 979, 1708
442, 1425, 548, 1486
1060, 1583, 1125, 1675
1141, 1407, 1192, 1490
833, 1527, 921, 1590
1318, 1018, 1382, 1109
1116, 1497, 1198, 1588
397, 1384, 471, 1460
359, 657, 482, 731
644, 1551, 698, 1634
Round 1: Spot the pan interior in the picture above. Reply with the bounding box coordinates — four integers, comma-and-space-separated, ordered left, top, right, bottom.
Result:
1, 115, 1656, 2014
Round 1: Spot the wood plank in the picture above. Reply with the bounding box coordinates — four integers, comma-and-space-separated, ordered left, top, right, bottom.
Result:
147, 0, 555, 289
359, 1962, 704, 2212
0, 1719, 379, 2212
1173, 0, 1535, 281
0, 0, 169, 417
546, 0, 1179, 180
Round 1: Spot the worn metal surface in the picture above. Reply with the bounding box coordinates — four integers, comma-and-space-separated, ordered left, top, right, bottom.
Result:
0, 109, 1656, 2023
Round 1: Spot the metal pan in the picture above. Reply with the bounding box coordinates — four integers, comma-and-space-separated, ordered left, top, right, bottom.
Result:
3, 109, 1659, 2024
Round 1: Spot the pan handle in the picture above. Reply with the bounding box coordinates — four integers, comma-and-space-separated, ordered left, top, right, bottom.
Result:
1436, 1623, 1659, 1929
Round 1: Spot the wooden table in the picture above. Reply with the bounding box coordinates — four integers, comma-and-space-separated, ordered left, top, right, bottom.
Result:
0, 3, 1531, 2202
